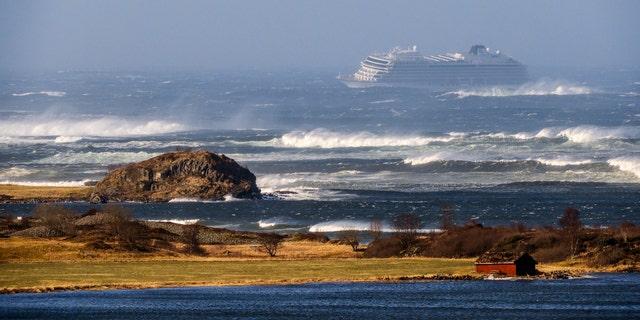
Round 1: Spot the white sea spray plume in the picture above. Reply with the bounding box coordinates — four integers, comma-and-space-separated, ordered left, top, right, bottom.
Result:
439, 78, 592, 98
278, 129, 453, 148
557, 125, 640, 143
608, 157, 640, 179
0, 117, 186, 137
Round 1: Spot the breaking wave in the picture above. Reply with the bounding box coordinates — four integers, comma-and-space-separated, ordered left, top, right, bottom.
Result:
147, 219, 199, 225
275, 125, 638, 152
308, 220, 440, 233
403, 152, 480, 165
440, 79, 593, 98
309, 220, 380, 232
277, 128, 453, 148
531, 125, 640, 143
608, 157, 640, 178
33, 151, 160, 165
0, 179, 92, 187
0, 117, 186, 137
12, 91, 67, 97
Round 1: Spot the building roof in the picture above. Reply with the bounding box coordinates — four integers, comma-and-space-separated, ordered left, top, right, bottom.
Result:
475, 251, 537, 264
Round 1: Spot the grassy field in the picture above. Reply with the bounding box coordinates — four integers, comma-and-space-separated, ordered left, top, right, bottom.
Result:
0, 258, 477, 293
0, 237, 478, 293
0, 184, 91, 202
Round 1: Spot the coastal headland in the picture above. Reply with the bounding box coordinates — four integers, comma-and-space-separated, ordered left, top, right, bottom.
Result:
1, 185, 638, 294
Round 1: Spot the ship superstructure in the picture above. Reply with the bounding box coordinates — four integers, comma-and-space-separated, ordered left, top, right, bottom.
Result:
338, 45, 528, 89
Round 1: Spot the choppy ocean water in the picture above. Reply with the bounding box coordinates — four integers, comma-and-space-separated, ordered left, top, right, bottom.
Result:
1, 68, 639, 316
0, 68, 639, 233
2, 274, 639, 319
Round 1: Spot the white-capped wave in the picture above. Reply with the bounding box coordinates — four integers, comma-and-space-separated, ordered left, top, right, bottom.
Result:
258, 173, 357, 200
12, 91, 67, 97
258, 174, 305, 190
278, 128, 452, 148
403, 152, 479, 165
258, 220, 278, 228
0, 179, 92, 187
147, 219, 199, 225
168, 197, 216, 203
440, 79, 592, 98
0, 117, 186, 137
556, 126, 640, 143
0, 167, 94, 187
608, 157, 640, 179
54, 136, 84, 143
512, 125, 640, 143
257, 217, 298, 229
535, 156, 595, 166
0, 167, 38, 179
223, 194, 246, 202
308, 220, 441, 233
370, 99, 396, 104
34, 151, 159, 165
309, 220, 383, 233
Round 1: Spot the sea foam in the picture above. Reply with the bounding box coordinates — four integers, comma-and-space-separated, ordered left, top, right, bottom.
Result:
12, 91, 67, 97
278, 128, 452, 148
440, 79, 592, 98
608, 157, 640, 179
0, 117, 186, 137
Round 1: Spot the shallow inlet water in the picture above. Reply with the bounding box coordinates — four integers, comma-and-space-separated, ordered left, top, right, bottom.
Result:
1, 273, 639, 319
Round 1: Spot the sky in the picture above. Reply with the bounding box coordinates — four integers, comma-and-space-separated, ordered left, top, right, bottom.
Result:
1, 0, 639, 71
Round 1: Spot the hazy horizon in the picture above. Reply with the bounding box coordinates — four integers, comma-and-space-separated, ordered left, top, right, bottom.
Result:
1, 0, 639, 72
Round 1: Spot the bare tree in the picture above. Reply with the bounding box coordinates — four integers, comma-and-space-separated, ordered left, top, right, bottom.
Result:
102, 205, 140, 250
559, 207, 583, 257
33, 204, 77, 236
439, 203, 456, 231
182, 223, 203, 255
619, 221, 635, 243
258, 233, 285, 257
338, 228, 360, 251
369, 220, 383, 242
391, 213, 422, 252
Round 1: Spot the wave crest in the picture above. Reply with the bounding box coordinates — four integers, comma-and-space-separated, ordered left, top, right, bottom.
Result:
0, 117, 186, 137
608, 157, 640, 179
278, 129, 451, 148
440, 79, 592, 98
12, 91, 67, 97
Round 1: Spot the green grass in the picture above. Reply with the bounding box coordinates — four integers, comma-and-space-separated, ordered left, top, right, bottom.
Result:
0, 258, 476, 292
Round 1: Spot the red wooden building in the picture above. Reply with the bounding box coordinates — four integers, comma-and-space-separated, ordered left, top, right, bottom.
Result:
475, 252, 538, 276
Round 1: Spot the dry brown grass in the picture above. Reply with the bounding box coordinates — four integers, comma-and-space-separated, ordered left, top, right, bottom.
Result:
0, 184, 92, 202
0, 237, 478, 293
0, 237, 360, 262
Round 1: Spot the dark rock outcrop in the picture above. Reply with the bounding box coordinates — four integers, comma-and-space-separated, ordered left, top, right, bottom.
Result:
90, 150, 261, 203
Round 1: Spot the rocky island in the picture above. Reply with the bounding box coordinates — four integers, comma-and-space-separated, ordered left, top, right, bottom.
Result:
89, 150, 261, 203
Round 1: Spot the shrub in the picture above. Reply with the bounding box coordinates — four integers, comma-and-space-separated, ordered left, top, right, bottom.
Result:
363, 237, 402, 258
428, 225, 505, 258
258, 233, 285, 257
101, 205, 142, 250
532, 244, 571, 263
182, 224, 204, 255
289, 232, 329, 242
587, 246, 627, 268
338, 229, 360, 251
529, 229, 559, 249
391, 213, 422, 251
32, 204, 77, 236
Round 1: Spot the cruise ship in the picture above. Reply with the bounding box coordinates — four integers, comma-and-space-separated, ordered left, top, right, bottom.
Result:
338, 45, 528, 90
